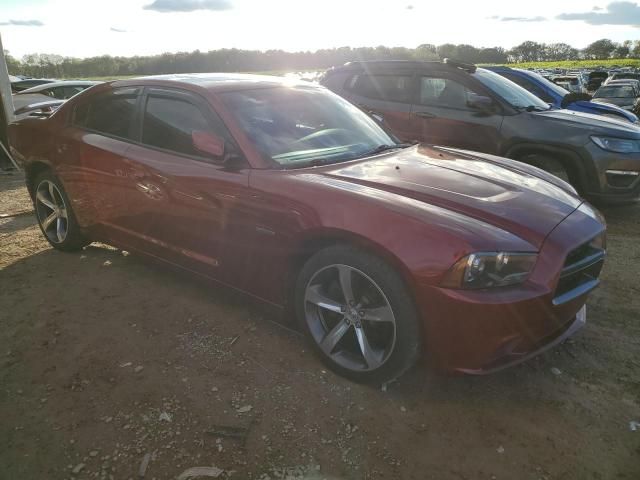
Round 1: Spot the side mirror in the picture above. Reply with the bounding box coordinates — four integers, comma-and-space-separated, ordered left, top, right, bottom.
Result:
467, 94, 496, 113
192, 131, 225, 159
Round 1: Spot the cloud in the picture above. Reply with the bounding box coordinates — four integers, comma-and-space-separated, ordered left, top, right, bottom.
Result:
490, 15, 546, 22
0, 19, 44, 26
143, 0, 232, 12
110, 27, 127, 32
557, 1, 640, 25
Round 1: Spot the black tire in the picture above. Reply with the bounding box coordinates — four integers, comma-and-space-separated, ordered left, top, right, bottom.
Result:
519, 153, 572, 184
295, 245, 421, 384
33, 170, 90, 252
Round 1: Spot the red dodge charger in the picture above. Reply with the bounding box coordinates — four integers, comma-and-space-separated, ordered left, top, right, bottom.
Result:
8, 74, 606, 383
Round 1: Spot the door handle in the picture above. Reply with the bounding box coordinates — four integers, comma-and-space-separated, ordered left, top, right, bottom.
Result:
128, 169, 145, 181
415, 111, 436, 119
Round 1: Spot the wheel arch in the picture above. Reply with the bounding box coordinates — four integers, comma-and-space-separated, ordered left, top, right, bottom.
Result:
284, 227, 420, 315
24, 159, 55, 199
503, 142, 591, 193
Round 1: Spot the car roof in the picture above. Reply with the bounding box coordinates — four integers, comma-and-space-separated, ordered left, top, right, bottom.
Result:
115, 73, 320, 93
18, 80, 101, 93
326, 60, 459, 74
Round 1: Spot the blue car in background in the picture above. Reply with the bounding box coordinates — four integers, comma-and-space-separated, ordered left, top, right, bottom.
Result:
486, 66, 638, 124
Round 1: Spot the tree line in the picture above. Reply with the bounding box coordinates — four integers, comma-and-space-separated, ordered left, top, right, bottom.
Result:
5, 38, 640, 79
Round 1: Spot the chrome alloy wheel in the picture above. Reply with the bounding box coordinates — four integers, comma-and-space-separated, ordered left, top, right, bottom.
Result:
304, 264, 397, 372
35, 180, 68, 244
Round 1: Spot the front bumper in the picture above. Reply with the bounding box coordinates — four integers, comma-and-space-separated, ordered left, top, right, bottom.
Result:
459, 305, 586, 375
416, 204, 605, 373
583, 143, 640, 202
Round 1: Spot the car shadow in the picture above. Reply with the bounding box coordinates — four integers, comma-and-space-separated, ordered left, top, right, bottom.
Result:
0, 240, 583, 409
0, 213, 37, 235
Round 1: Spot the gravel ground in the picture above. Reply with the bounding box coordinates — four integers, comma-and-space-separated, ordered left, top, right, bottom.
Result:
1, 172, 639, 480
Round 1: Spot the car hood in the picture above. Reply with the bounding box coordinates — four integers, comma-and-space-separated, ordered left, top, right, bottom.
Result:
572, 100, 637, 121
315, 145, 582, 249
532, 108, 640, 135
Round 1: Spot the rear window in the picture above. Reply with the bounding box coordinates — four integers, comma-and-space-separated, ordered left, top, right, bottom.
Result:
345, 74, 413, 103
613, 73, 640, 80
73, 88, 139, 140
595, 86, 635, 98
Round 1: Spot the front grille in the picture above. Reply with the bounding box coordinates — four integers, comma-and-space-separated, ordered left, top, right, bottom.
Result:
553, 242, 605, 305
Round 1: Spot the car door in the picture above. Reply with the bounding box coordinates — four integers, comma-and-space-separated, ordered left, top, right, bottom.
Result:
340, 71, 417, 141
56, 86, 141, 243
411, 73, 504, 154
120, 87, 252, 283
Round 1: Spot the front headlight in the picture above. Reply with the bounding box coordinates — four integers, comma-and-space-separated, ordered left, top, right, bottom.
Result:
590, 230, 607, 251
591, 136, 640, 153
441, 252, 538, 289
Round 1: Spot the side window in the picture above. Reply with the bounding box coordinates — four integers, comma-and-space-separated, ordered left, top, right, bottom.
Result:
502, 73, 531, 90
419, 77, 478, 109
346, 74, 413, 103
142, 95, 214, 158
73, 88, 139, 141
502, 74, 553, 103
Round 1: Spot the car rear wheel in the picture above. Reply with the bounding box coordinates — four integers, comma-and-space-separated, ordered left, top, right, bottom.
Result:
34, 171, 89, 252
295, 245, 421, 384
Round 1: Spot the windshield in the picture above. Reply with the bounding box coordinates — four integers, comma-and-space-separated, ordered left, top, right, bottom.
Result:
473, 68, 550, 110
555, 77, 578, 85
220, 86, 398, 168
613, 73, 640, 80
595, 86, 635, 98
526, 71, 570, 96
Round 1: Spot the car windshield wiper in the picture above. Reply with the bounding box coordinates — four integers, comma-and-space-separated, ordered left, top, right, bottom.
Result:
282, 143, 414, 169
358, 143, 414, 158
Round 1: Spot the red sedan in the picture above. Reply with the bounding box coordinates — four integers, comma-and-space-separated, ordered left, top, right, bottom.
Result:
8, 74, 606, 384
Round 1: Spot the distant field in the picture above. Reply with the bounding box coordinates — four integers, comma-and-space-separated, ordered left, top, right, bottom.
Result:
503, 58, 640, 69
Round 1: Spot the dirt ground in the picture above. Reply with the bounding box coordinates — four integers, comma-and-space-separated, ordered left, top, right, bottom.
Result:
1, 171, 639, 480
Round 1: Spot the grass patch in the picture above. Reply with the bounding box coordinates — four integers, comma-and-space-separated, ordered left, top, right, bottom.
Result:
503, 58, 640, 69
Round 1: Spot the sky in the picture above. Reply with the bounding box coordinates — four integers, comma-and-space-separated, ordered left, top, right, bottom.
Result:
1, 0, 640, 59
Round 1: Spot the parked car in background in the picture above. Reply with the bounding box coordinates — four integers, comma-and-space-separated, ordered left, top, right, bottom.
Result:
321, 60, 640, 202
587, 71, 609, 92
552, 75, 584, 94
604, 72, 640, 85
605, 79, 640, 92
592, 85, 640, 114
12, 93, 58, 112
486, 66, 637, 123
15, 80, 101, 100
11, 94, 64, 119
7, 74, 606, 383
10, 78, 55, 93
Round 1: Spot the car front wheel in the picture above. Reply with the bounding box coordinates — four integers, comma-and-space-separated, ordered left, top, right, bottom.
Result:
520, 153, 572, 184
295, 245, 421, 384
